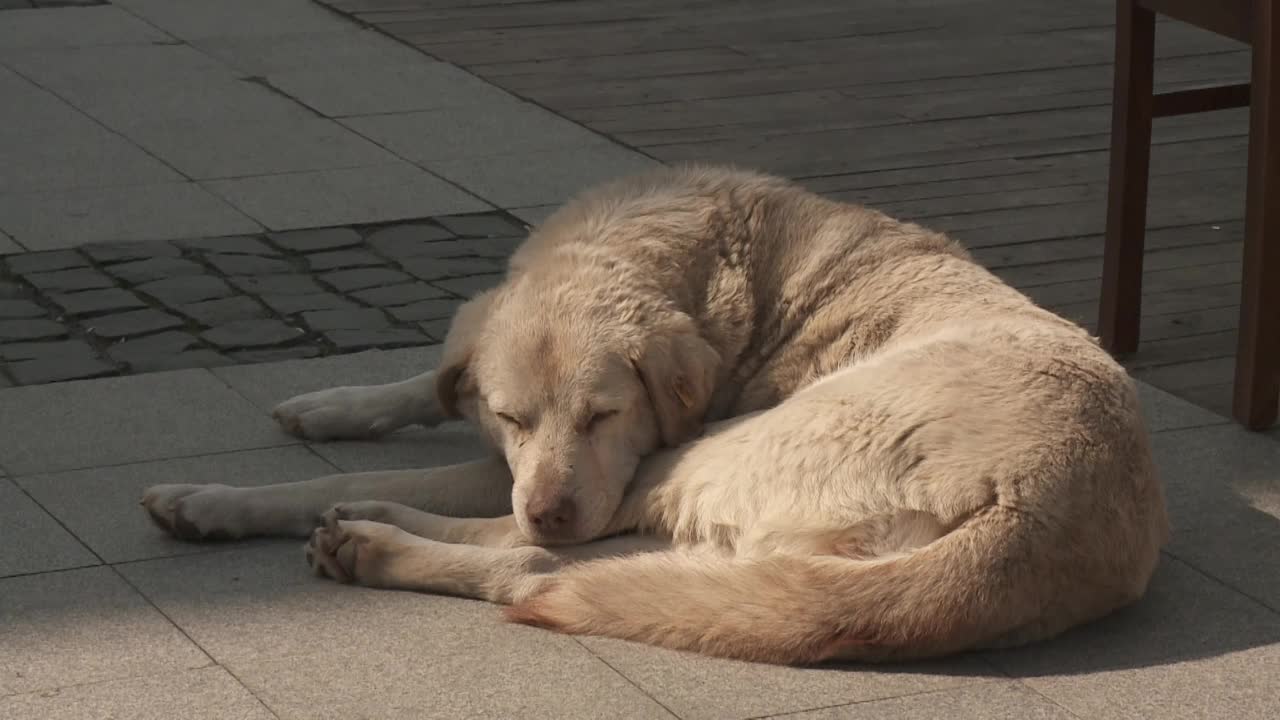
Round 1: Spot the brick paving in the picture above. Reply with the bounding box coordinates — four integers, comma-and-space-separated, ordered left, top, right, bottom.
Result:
0, 212, 526, 386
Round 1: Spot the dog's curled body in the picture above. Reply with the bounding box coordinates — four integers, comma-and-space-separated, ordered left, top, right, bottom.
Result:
476, 166, 1168, 662
142, 164, 1169, 665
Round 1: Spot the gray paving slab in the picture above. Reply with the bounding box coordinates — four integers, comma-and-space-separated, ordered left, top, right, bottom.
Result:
341, 101, 615, 163
1135, 380, 1228, 433
113, 0, 352, 40
0, 666, 274, 720
266, 60, 516, 117
0, 566, 209, 696
0, 5, 171, 50
0, 230, 18, 254
984, 557, 1280, 719
193, 28, 424, 75
211, 346, 490, 470
509, 204, 560, 228
203, 163, 490, 230
213, 346, 442, 413
0, 479, 98, 578
580, 634, 998, 720
432, 145, 661, 207
1151, 423, 1280, 608
119, 545, 676, 719
0, 369, 294, 475
17, 447, 336, 563
770, 682, 1073, 719
0, 89, 180, 193
2, 43, 230, 103
0, 183, 260, 251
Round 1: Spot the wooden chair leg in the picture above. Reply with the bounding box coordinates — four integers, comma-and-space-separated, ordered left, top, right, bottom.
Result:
1099, 0, 1156, 355
1233, 0, 1280, 430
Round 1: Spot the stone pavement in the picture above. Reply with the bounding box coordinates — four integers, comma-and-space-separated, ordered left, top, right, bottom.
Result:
0, 0, 656, 386
1, 1, 1279, 719
1, 351, 1278, 719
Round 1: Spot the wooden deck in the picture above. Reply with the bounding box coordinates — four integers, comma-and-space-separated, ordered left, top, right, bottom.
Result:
329, 0, 1254, 418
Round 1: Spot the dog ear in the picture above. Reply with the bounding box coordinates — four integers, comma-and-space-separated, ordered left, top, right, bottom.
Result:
436, 290, 496, 417
631, 322, 720, 446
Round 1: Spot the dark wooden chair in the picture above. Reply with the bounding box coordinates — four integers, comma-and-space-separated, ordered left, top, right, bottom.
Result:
1099, 0, 1279, 429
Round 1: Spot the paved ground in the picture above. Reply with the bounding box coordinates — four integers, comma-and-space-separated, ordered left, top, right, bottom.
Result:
2, 1, 1279, 719
328, 0, 1257, 419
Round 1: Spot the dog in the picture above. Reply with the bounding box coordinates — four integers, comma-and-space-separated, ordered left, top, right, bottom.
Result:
142, 164, 1169, 665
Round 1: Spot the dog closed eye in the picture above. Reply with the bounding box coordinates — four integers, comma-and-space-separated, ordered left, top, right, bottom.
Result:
584, 409, 619, 431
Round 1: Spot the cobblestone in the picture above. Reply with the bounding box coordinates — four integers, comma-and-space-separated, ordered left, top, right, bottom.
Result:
259, 292, 358, 316
82, 241, 180, 264
305, 250, 386, 271
9, 355, 115, 385
108, 257, 205, 284
434, 213, 526, 238
137, 276, 234, 305
388, 298, 462, 322
302, 308, 390, 331
324, 328, 427, 351
321, 267, 412, 292
0, 319, 67, 342
179, 296, 267, 325
400, 257, 500, 280
0, 212, 528, 386
205, 254, 294, 276
352, 282, 448, 307
23, 268, 114, 293
50, 288, 148, 317
0, 300, 46, 319
85, 309, 184, 340
6, 251, 88, 274
202, 319, 306, 349
270, 227, 362, 252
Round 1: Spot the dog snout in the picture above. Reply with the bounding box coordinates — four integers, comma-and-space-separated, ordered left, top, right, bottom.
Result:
526, 492, 577, 534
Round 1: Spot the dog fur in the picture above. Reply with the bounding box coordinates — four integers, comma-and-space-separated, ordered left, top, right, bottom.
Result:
142, 164, 1169, 665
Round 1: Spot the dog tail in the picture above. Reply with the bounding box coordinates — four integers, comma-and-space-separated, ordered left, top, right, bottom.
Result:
504, 506, 1157, 664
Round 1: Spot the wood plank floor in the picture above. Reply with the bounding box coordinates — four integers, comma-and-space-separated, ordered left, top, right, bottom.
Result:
327, 0, 1254, 420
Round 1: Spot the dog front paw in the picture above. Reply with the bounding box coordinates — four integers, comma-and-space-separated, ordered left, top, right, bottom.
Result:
141, 483, 242, 541
272, 386, 403, 441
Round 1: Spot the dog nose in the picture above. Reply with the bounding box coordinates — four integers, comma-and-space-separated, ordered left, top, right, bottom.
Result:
527, 494, 577, 534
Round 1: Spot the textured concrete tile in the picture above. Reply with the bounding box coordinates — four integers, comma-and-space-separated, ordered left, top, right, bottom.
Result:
1136, 381, 1228, 433
1151, 424, 1280, 607
3, 43, 229, 102
267, 60, 515, 117
0, 566, 209, 695
119, 546, 673, 718
341, 102, 613, 163
0, 183, 260, 250
0, 370, 293, 475
213, 346, 442, 413
117, 109, 396, 180
194, 28, 423, 75
0, 666, 273, 720
509, 204, 561, 228
309, 423, 490, 473
17, 447, 336, 563
433, 146, 661, 207
0, 479, 97, 577
771, 682, 1073, 719
211, 346, 489, 470
580, 635, 998, 720
203, 163, 489, 230
984, 558, 1280, 720
0, 6, 170, 49
113, 0, 351, 40
0, 87, 180, 193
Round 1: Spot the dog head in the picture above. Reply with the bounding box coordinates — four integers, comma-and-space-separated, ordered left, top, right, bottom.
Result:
435, 277, 719, 544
